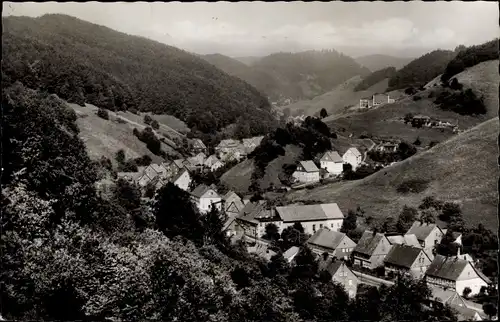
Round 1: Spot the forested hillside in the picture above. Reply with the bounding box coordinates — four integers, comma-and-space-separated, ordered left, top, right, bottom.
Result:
354, 54, 413, 72
251, 50, 371, 101
441, 39, 498, 83
354, 67, 396, 92
1, 14, 277, 143
2, 82, 460, 321
387, 50, 457, 91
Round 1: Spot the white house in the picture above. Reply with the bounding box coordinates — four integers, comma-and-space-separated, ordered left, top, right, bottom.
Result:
307, 228, 357, 260
386, 233, 421, 248
170, 169, 191, 192
383, 244, 432, 279
406, 221, 445, 259
425, 255, 491, 296
190, 184, 222, 213
342, 148, 362, 170
373, 94, 394, 106
352, 231, 393, 270
274, 203, 344, 235
292, 160, 320, 183
204, 154, 225, 172
320, 151, 344, 176
215, 139, 245, 162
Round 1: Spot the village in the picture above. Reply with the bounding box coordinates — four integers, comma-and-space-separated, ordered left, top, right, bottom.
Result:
96, 123, 495, 321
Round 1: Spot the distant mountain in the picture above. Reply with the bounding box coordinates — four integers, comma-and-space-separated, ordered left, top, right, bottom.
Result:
355, 54, 414, 72
1, 14, 277, 145
387, 50, 457, 91
200, 53, 280, 101
232, 56, 262, 66
354, 67, 397, 92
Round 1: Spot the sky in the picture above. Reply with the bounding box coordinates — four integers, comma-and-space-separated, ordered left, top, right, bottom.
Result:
3, 1, 499, 58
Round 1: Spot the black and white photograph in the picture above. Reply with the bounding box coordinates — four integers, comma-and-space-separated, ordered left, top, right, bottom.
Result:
1, 1, 499, 321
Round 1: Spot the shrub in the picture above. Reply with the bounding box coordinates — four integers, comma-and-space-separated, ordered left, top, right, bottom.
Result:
434, 88, 487, 115
144, 114, 153, 125
97, 108, 109, 120
413, 137, 421, 146
429, 141, 439, 148
396, 179, 430, 194
449, 78, 463, 90
151, 119, 160, 130
405, 87, 417, 95
413, 95, 422, 101
133, 155, 153, 167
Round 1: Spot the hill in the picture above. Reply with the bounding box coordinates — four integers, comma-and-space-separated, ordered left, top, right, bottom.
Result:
232, 55, 262, 66
354, 67, 397, 92
68, 102, 182, 165
1, 14, 276, 144
355, 54, 414, 72
288, 117, 498, 229
251, 50, 371, 101
387, 50, 457, 91
328, 60, 499, 145
441, 39, 498, 83
200, 53, 281, 100
280, 76, 389, 118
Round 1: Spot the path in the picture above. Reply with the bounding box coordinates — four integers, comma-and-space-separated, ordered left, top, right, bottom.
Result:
362, 139, 376, 163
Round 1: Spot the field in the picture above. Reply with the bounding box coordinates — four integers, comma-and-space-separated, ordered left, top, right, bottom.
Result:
280, 76, 389, 118
327, 60, 499, 145
288, 118, 499, 231
220, 159, 256, 195
69, 103, 179, 165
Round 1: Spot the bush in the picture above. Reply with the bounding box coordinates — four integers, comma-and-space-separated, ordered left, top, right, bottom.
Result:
412, 95, 422, 101
97, 108, 109, 120
151, 119, 160, 130
396, 179, 430, 194
144, 114, 153, 125
134, 127, 164, 156
133, 155, 153, 167
449, 78, 463, 90
413, 137, 421, 146
434, 88, 487, 115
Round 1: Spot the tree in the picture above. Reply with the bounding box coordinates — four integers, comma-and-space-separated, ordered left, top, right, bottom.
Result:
462, 287, 472, 299
115, 149, 126, 164
404, 113, 414, 124
419, 208, 437, 224
280, 225, 308, 251
97, 108, 109, 120
413, 137, 421, 146
112, 178, 142, 213
382, 217, 397, 234
144, 114, 153, 125
290, 246, 318, 280
268, 253, 290, 277
231, 267, 251, 289
396, 205, 418, 233
482, 302, 497, 320
320, 108, 328, 119
340, 210, 357, 233
419, 196, 443, 211
263, 223, 280, 241
151, 119, 160, 130
440, 202, 461, 222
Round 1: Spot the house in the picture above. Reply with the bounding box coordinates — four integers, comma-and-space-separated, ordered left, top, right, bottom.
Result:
451, 305, 483, 321
116, 172, 141, 183
318, 257, 360, 299
425, 254, 491, 296
169, 169, 191, 192
307, 228, 356, 260
359, 98, 372, 109
352, 231, 393, 270
204, 154, 225, 172
247, 243, 277, 261
235, 201, 280, 238
215, 139, 246, 162
387, 233, 421, 248
441, 229, 463, 246
429, 288, 469, 309
412, 115, 432, 127
383, 244, 432, 279
406, 221, 445, 258
173, 158, 197, 173
320, 151, 344, 175
136, 163, 171, 187
242, 136, 264, 155
186, 152, 206, 168
292, 160, 320, 183
191, 138, 207, 155
342, 147, 362, 170
372, 94, 392, 106
377, 142, 398, 153
190, 184, 222, 213
274, 203, 345, 235
283, 246, 300, 264
222, 191, 245, 216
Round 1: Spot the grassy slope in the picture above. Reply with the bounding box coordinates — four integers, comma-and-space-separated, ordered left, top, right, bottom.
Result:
327, 60, 499, 145
220, 137, 374, 195
288, 118, 499, 229
280, 76, 389, 118
69, 103, 179, 165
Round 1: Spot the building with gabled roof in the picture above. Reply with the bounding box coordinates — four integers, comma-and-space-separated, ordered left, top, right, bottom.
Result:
383, 244, 432, 279
275, 203, 344, 235
283, 246, 300, 264
204, 154, 225, 172
425, 254, 491, 296
235, 201, 280, 238
247, 243, 276, 262
352, 230, 393, 270
242, 136, 264, 154
342, 147, 362, 170
318, 257, 360, 299
190, 184, 222, 213
292, 160, 320, 183
191, 138, 207, 155
372, 94, 394, 106
406, 221, 445, 258
222, 191, 245, 216
387, 233, 421, 248
215, 139, 246, 162
320, 151, 344, 175
307, 228, 356, 260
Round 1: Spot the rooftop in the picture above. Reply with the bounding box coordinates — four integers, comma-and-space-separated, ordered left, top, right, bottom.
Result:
353, 230, 387, 257
307, 228, 347, 250
321, 151, 343, 163
283, 246, 300, 261
425, 255, 470, 281
298, 160, 320, 173
275, 203, 344, 222
345, 147, 362, 157
407, 221, 441, 241
191, 184, 217, 199
387, 234, 421, 248
384, 244, 425, 268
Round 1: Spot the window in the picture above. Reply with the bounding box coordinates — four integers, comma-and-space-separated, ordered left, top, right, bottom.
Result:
313, 224, 316, 232
348, 279, 353, 286
320, 224, 323, 228
331, 224, 334, 228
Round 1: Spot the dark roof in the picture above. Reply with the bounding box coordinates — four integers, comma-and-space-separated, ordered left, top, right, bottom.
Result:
307, 228, 346, 250
192, 138, 206, 149
298, 160, 319, 172
384, 244, 423, 268
191, 184, 213, 198
450, 305, 480, 321
237, 201, 276, 224
353, 231, 387, 256
425, 255, 469, 281
321, 151, 343, 163
170, 169, 188, 183
318, 258, 344, 276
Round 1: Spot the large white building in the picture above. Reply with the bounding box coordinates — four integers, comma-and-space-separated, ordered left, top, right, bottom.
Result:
320, 151, 344, 175
190, 184, 222, 213
342, 148, 362, 171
